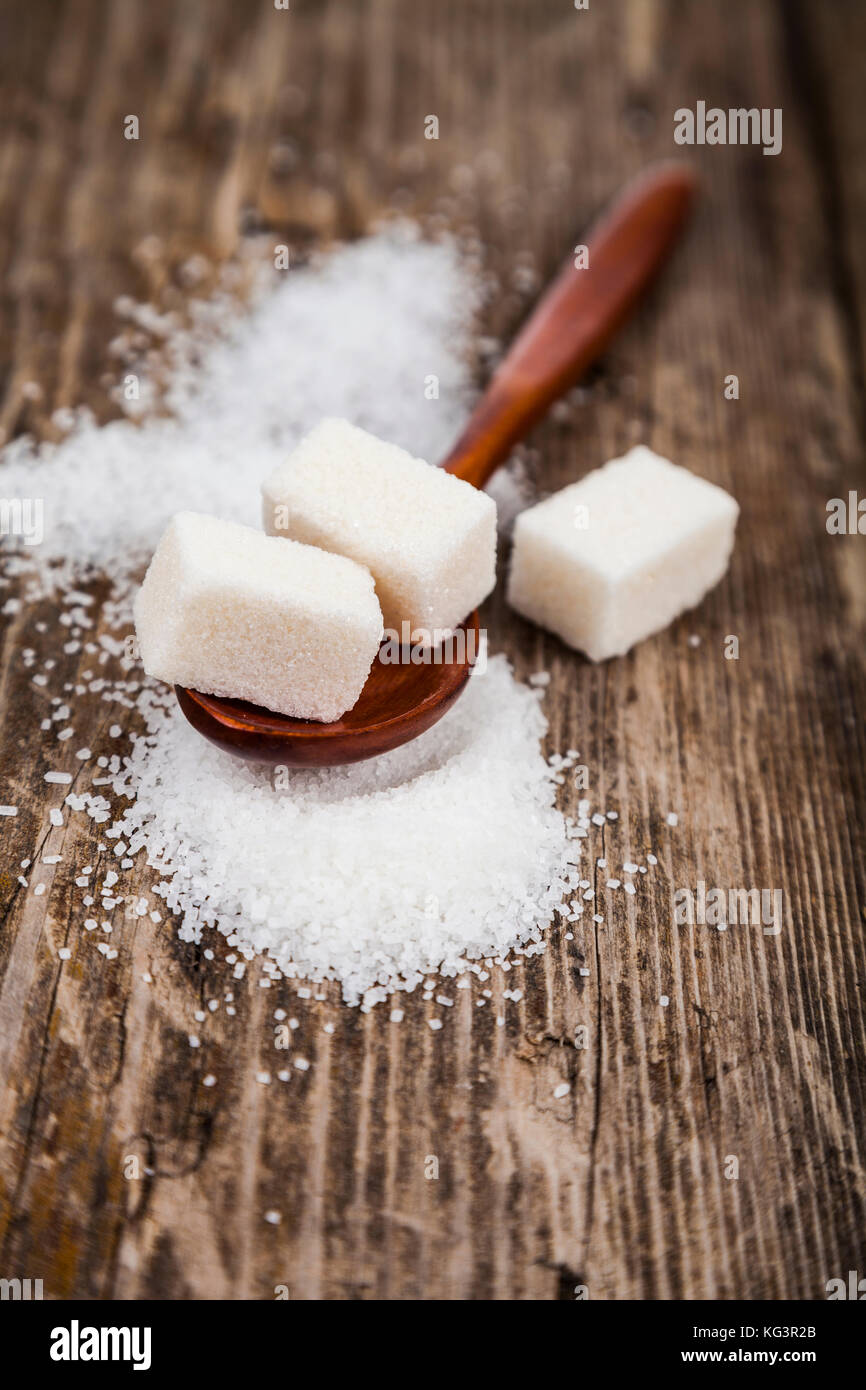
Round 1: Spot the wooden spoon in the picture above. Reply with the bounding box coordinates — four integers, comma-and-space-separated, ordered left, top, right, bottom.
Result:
176, 163, 697, 766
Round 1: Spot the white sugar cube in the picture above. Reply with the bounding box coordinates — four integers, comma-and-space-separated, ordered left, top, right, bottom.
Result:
507, 446, 738, 661
261, 418, 496, 638
134, 512, 383, 722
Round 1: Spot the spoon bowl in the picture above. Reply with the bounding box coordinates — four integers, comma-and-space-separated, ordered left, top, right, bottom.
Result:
176, 612, 480, 766
175, 163, 697, 766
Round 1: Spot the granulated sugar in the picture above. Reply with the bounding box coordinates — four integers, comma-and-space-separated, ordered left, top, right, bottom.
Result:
1, 226, 485, 603
111, 655, 580, 1007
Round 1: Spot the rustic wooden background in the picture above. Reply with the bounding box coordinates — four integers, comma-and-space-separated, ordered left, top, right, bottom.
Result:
1, 0, 864, 1301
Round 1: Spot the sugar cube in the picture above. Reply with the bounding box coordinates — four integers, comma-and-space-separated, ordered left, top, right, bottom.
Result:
261, 418, 497, 638
134, 512, 383, 721
507, 446, 738, 660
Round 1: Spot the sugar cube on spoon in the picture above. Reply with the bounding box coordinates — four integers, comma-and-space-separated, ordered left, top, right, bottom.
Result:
135, 512, 383, 722
261, 418, 497, 639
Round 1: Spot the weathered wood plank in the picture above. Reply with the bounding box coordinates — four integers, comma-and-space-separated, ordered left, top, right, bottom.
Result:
0, 0, 864, 1301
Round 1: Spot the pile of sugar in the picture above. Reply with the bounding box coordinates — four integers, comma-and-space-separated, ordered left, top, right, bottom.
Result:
111, 655, 581, 1008
1, 225, 658, 1011
0, 225, 483, 604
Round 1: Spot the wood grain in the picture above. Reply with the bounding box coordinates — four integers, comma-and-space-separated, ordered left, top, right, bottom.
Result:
0, 0, 864, 1300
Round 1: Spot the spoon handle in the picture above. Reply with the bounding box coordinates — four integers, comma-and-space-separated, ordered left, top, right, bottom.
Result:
439, 163, 697, 489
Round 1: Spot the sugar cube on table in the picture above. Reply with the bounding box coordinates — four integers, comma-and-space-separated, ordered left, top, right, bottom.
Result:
507, 446, 738, 661
134, 512, 383, 722
261, 418, 497, 640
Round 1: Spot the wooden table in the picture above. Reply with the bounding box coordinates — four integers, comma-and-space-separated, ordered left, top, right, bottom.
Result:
1, 0, 864, 1300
